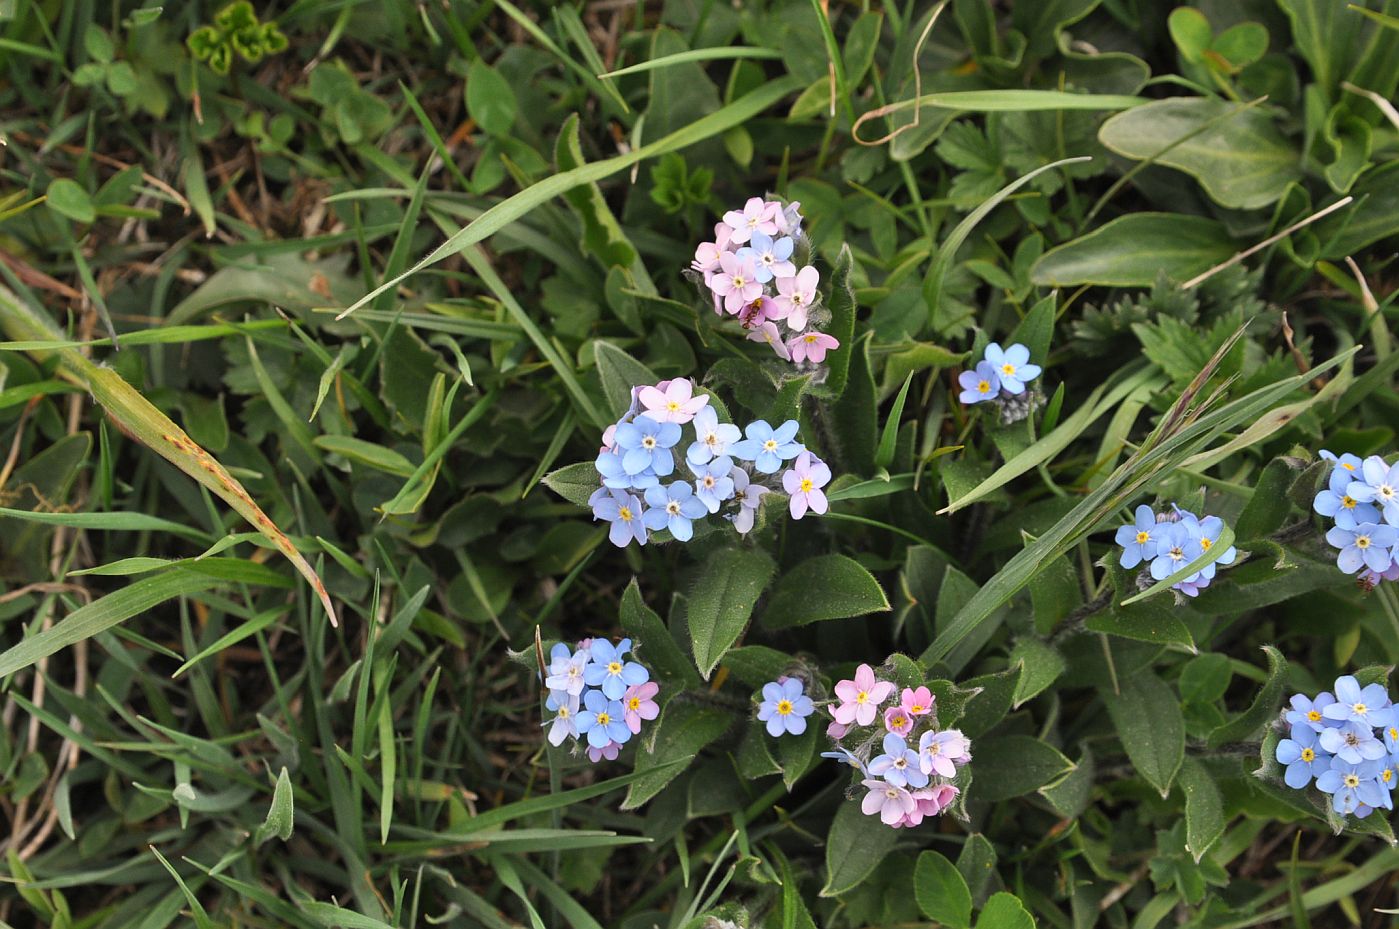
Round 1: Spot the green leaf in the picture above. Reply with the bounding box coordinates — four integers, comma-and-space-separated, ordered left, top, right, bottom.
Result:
543, 461, 600, 507
45, 178, 96, 224
915, 851, 973, 929
1008, 639, 1066, 708
976, 892, 1037, 929
593, 341, 657, 419
970, 735, 1073, 801
1207, 645, 1286, 748
688, 547, 776, 678
956, 834, 999, 906
1177, 757, 1224, 862
1167, 8, 1212, 62
313, 435, 415, 477
0, 569, 220, 679
1234, 457, 1299, 540
622, 703, 731, 809
820, 797, 901, 897
255, 767, 295, 846
1102, 671, 1185, 796
1212, 22, 1268, 69
817, 245, 858, 399
874, 372, 914, 471
1031, 213, 1236, 286
959, 666, 1023, 739
464, 59, 517, 135
760, 555, 890, 629
620, 579, 699, 691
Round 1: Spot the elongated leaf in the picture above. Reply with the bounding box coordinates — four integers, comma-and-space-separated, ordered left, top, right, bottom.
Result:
1208, 646, 1286, 748
1103, 671, 1185, 797
1178, 757, 1224, 862
760, 555, 890, 629
915, 851, 973, 929
688, 547, 777, 678
820, 797, 901, 897
1031, 214, 1236, 287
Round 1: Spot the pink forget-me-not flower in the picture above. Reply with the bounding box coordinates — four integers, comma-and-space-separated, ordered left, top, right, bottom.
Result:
783, 451, 831, 519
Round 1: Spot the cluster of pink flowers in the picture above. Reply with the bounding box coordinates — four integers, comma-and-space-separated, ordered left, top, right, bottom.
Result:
822, 663, 971, 829
690, 197, 841, 365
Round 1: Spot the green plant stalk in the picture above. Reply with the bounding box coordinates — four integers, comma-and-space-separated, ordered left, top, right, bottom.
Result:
0, 285, 337, 625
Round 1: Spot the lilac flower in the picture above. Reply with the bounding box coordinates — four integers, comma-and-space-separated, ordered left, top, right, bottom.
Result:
1320, 721, 1388, 763
774, 200, 803, 237
595, 447, 657, 491
574, 689, 632, 749
901, 687, 934, 718
544, 643, 589, 697
592, 488, 648, 548
710, 251, 763, 314
1276, 725, 1332, 788
722, 197, 779, 245
783, 451, 831, 519
1360, 554, 1399, 588
613, 414, 680, 477
1148, 521, 1202, 581
832, 664, 895, 726
1326, 522, 1399, 574
736, 231, 796, 283
689, 455, 736, 513
1114, 504, 1161, 569
737, 295, 777, 329
747, 320, 792, 360
884, 706, 913, 737
586, 740, 620, 763
912, 784, 958, 818
860, 778, 917, 825
642, 481, 708, 542
1314, 467, 1381, 530
1323, 675, 1397, 728
772, 266, 819, 331
731, 419, 803, 474
869, 733, 929, 788
788, 331, 840, 364
622, 682, 659, 734
757, 678, 815, 737
958, 362, 1001, 405
1316, 757, 1386, 815
729, 466, 768, 534
1347, 455, 1399, 524
691, 224, 732, 276
983, 342, 1041, 395
918, 729, 971, 778
688, 407, 741, 465
1286, 692, 1338, 731
544, 691, 580, 747
583, 638, 650, 700
639, 379, 709, 425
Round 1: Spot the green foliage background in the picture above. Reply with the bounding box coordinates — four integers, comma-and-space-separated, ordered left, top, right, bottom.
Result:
1, 1, 1398, 927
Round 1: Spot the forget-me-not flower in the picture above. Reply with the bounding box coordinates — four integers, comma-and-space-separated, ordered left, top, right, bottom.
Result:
1314, 466, 1381, 530
958, 361, 1001, 405
1276, 725, 1332, 788
592, 488, 649, 548
868, 733, 929, 788
729, 466, 768, 534
757, 678, 815, 737
783, 451, 831, 519
613, 414, 681, 477
918, 729, 971, 778
731, 419, 803, 474
1316, 757, 1386, 815
1348, 455, 1399, 525
584, 638, 650, 699
772, 266, 818, 330
1114, 504, 1161, 569
983, 342, 1042, 395
1320, 449, 1364, 479
736, 231, 796, 283
1325, 523, 1399, 574
1286, 691, 1338, 731
1319, 720, 1387, 764
595, 446, 657, 490
544, 643, 589, 697
638, 379, 709, 425
687, 406, 741, 465
860, 778, 917, 825
1182, 514, 1237, 579
574, 689, 632, 749
690, 456, 736, 513
1149, 521, 1203, 581
1323, 675, 1396, 728
545, 691, 580, 747
642, 481, 708, 542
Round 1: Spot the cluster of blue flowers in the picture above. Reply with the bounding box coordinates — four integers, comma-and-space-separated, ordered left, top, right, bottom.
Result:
1276, 676, 1398, 818
957, 342, 1042, 406
1313, 450, 1399, 587
543, 638, 659, 763
1113, 503, 1238, 597
588, 378, 833, 546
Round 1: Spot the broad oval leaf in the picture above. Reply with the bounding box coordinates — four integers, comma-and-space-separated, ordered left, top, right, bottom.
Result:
1031, 213, 1236, 287
1102, 670, 1185, 797
760, 554, 890, 629
688, 547, 777, 678
915, 850, 973, 929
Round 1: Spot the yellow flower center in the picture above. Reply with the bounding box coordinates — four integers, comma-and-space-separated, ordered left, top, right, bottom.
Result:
1201, 537, 1213, 551
1342, 461, 1356, 471
1354, 703, 1368, 715
1344, 773, 1360, 788
1385, 769, 1395, 784
977, 380, 991, 393
1390, 727, 1397, 740
1308, 710, 1322, 722
666, 400, 681, 412
890, 714, 906, 729
558, 706, 570, 718
1002, 363, 1016, 376
1170, 546, 1184, 560
1135, 531, 1150, 544
642, 436, 656, 449
855, 691, 868, 704
799, 478, 813, 493
776, 699, 793, 716
596, 712, 611, 726
910, 704, 925, 714
732, 274, 747, 287
1301, 747, 1315, 762
1342, 496, 1357, 509
1357, 536, 1371, 549
608, 661, 622, 675
764, 439, 778, 451
804, 334, 818, 344
628, 697, 641, 711
618, 506, 633, 522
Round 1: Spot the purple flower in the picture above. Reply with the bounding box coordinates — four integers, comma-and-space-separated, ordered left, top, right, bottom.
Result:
782, 451, 831, 520
958, 362, 1001, 404
736, 231, 795, 283
689, 455, 736, 513
983, 342, 1041, 395
1285, 692, 1338, 731
721, 197, 779, 245
757, 677, 815, 737
772, 266, 818, 331
574, 689, 632, 749
868, 733, 929, 788
544, 691, 580, 747
711, 251, 763, 314
623, 682, 660, 734
642, 481, 708, 542
586, 739, 620, 763
729, 466, 768, 535
747, 320, 792, 360
860, 778, 917, 825
1114, 504, 1161, 570
788, 331, 840, 364
583, 638, 650, 700
1314, 467, 1381, 530
1323, 675, 1396, 728
687, 407, 741, 465
1276, 724, 1332, 788
918, 729, 971, 779
731, 419, 803, 474
592, 488, 648, 548
613, 414, 681, 478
